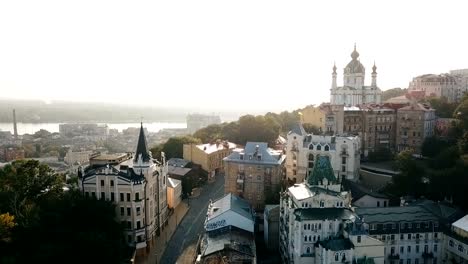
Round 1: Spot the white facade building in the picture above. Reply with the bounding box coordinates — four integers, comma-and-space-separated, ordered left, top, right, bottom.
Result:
286, 123, 360, 184
279, 155, 385, 264
330, 45, 382, 106
78, 123, 168, 251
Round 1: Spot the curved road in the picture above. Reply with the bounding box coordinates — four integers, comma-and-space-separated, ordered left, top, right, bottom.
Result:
160, 174, 225, 264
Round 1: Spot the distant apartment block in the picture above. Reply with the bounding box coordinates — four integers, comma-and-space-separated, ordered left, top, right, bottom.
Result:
186, 114, 221, 134
408, 69, 468, 102
59, 123, 109, 138
0, 146, 25, 162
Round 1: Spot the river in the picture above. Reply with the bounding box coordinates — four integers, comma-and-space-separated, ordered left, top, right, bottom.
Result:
0, 122, 187, 135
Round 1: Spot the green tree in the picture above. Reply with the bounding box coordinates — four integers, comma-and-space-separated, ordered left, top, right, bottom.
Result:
0, 160, 64, 227
458, 131, 468, 154
0, 212, 16, 242
454, 94, 468, 130
421, 136, 449, 158
159, 136, 201, 160
427, 96, 458, 118
387, 150, 426, 197
193, 124, 224, 143
381, 87, 407, 101
430, 146, 459, 170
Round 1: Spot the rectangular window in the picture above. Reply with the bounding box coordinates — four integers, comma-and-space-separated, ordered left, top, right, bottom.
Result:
407, 259, 411, 264
408, 246, 411, 253
110, 192, 115, 202
101, 192, 105, 200
136, 207, 141, 216
100, 180, 105, 186
416, 245, 419, 253
434, 233, 438, 239
120, 207, 124, 216
127, 207, 131, 216
357, 236, 361, 243
110, 180, 114, 187
91, 192, 96, 198
137, 221, 141, 229
434, 244, 437, 252
127, 193, 131, 202
135, 192, 140, 201
408, 234, 411, 239
400, 234, 404, 240
127, 221, 131, 229
400, 246, 404, 253
85, 192, 89, 197
120, 193, 124, 201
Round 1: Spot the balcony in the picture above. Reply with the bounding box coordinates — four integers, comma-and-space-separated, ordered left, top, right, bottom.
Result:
422, 252, 434, 259
388, 254, 400, 260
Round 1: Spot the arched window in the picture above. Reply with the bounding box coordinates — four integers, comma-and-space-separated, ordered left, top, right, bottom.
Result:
335, 253, 339, 261
309, 235, 312, 242
306, 247, 311, 254
308, 224, 311, 230
304, 224, 307, 230
309, 144, 314, 150
318, 223, 322, 229
320, 200, 324, 208
317, 145, 322, 151
313, 236, 316, 242
304, 236, 307, 242
324, 145, 330, 151
340, 202, 343, 207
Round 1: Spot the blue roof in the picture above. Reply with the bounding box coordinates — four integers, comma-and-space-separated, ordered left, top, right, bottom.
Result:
224, 142, 284, 165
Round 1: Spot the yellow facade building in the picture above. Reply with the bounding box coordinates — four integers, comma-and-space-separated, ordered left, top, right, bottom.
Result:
183, 140, 237, 179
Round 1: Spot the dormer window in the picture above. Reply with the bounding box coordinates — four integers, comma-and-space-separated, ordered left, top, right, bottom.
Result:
257, 155, 262, 161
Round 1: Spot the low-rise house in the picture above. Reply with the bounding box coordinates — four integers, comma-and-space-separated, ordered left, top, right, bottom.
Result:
445, 215, 468, 264
183, 140, 236, 180
343, 180, 390, 208
167, 177, 182, 209
167, 166, 196, 196
198, 193, 256, 264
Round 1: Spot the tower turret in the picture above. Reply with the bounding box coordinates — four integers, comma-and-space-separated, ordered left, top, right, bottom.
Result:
331, 62, 337, 90
371, 61, 377, 87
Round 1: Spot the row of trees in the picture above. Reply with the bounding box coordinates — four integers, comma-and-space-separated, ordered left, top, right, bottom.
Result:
385, 94, 468, 210
0, 160, 128, 263
150, 111, 300, 161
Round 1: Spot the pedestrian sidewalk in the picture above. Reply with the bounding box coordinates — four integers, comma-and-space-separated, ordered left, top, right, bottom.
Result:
138, 201, 189, 264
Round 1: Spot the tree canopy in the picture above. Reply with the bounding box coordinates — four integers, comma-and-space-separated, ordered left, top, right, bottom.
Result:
0, 160, 128, 263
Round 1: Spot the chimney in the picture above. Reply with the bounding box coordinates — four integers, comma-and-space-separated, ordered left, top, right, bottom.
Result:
13, 109, 18, 139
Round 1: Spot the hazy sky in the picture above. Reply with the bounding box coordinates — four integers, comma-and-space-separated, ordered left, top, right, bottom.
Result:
1, 0, 467, 113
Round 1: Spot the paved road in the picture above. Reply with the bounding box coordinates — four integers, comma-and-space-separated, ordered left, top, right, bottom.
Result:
160, 174, 225, 264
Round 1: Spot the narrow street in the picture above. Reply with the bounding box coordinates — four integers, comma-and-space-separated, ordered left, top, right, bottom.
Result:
159, 174, 225, 264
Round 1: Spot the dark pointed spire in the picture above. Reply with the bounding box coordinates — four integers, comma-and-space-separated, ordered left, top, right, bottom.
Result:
332, 61, 337, 74
134, 122, 151, 162
351, 43, 359, 60
372, 61, 377, 74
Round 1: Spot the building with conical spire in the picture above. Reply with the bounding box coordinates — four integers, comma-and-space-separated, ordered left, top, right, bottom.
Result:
78, 123, 168, 254
330, 45, 382, 106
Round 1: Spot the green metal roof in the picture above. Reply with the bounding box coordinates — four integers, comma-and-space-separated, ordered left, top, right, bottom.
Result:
307, 155, 337, 186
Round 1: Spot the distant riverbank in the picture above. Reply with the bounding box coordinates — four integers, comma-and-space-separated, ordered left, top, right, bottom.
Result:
0, 122, 187, 135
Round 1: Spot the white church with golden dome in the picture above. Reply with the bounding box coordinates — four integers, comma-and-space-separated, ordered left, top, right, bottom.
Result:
330, 45, 382, 106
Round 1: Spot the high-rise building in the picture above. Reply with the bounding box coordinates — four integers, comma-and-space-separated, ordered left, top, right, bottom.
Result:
330, 45, 382, 106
